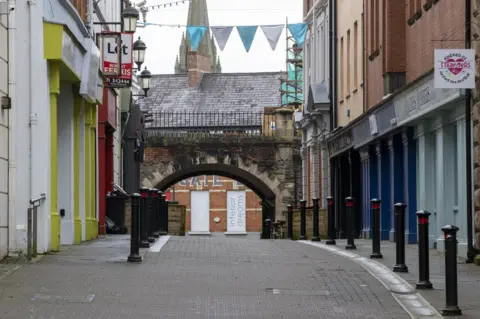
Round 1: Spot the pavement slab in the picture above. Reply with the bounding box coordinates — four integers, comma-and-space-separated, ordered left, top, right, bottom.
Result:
0, 235, 410, 319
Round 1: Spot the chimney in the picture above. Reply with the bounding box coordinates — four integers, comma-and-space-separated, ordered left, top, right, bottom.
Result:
188, 51, 212, 88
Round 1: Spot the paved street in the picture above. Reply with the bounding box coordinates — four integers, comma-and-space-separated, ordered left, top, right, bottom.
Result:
0, 235, 410, 319
307, 239, 480, 318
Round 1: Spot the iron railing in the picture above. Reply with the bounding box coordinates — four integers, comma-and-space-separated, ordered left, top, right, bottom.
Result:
143, 111, 298, 138
27, 193, 46, 261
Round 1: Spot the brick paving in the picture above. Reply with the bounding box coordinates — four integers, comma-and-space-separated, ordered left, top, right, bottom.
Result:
329, 239, 480, 318
0, 235, 409, 319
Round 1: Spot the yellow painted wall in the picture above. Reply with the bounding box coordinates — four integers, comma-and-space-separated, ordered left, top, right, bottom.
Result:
337, 0, 364, 126
48, 62, 60, 252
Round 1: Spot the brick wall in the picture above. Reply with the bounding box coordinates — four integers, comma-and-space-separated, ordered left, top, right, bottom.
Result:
188, 52, 212, 87
405, 0, 464, 83
166, 176, 263, 232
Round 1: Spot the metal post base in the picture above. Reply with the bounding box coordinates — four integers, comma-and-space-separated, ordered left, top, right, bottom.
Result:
127, 254, 142, 263
370, 252, 383, 259
325, 239, 336, 245
393, 264, 409, 273
442, 307, 462, 316
416, 281, 433, 290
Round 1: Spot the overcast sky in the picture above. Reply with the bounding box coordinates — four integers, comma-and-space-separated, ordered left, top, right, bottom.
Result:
134, 0, 303, 74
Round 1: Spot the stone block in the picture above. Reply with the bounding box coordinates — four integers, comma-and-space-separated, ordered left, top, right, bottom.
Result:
472, 101, 480, 123
475, 211, 480, 231
475, 191, 480, 211
475, 167, 480, 188
168, 204, 186, 236
291, 208, 327, 240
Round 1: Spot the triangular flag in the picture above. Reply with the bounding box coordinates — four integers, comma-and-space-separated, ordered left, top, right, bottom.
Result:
186, 26, 208, 51
287, 23, 308, 46
236, 26, 258, 52
261, 25, 284, 51
211, 26, 234, 51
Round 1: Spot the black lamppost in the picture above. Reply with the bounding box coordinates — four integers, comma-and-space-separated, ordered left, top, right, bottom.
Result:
133, 37, 147, 70
122, 4, 140, 33
133, 67, 152, 98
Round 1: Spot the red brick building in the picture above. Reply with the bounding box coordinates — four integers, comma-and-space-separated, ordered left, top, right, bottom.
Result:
165, 176, 263, 233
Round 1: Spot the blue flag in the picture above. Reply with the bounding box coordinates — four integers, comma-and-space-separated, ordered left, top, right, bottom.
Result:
287, 23, 308, 46
236, 26, 258, 52
186, 26, 208, 51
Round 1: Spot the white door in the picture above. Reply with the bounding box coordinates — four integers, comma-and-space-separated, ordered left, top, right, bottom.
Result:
190, 191, 210, 234
226, 191, 247, 234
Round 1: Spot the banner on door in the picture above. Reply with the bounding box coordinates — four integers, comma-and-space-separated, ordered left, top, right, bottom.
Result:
227, 191, 246, 233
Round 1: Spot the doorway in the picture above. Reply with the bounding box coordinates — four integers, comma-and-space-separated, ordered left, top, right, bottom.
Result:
189, 191, 210, 234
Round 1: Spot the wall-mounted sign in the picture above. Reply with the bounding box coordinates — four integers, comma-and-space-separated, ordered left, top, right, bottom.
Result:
80, 38, 101, 103
434, 49, 475, 89
62, 30, 84, 78
226, 191, 246, 233
101, 32, 133, 88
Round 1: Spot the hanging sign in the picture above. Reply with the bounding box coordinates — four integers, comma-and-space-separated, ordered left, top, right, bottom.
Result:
226, 191, 246, 233
101, 32, 133, 88
434, 49, 475, 89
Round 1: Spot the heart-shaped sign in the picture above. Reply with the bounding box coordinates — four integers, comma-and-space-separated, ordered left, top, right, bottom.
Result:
446, 58, 465, 75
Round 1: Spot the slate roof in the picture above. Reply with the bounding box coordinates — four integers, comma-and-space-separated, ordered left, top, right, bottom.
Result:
139, 72, 284, 128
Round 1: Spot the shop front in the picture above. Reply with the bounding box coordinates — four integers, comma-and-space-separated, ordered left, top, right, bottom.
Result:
394, 73, 467, 256
43, 22, 102, 250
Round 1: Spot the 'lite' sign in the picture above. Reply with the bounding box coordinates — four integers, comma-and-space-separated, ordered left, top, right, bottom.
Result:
101, 32, 133, 88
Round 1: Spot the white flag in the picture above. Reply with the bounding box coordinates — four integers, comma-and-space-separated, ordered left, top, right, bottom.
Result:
211, 26, 234, 51
261, 25, 284, 51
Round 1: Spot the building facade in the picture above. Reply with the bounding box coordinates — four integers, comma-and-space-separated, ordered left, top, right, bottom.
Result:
0, 7, 10, 259
8, 0, 104, 256
473, 0, 480, 254
299, 0, 331, 212
166, 176, 262, 234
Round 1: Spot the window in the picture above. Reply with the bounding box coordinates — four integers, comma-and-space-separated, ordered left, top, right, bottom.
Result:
354, 21, 358, 88
340, 37, 344, 99
347, 29, 350, 95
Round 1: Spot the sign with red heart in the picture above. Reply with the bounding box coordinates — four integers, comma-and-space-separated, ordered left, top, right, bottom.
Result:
434, 49, 475, 89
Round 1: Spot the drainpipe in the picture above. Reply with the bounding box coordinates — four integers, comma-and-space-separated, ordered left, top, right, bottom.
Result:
465, 0, 477, 263
7, 0, 16, 254
85, 0, 94, 33
328, 0, 335, 199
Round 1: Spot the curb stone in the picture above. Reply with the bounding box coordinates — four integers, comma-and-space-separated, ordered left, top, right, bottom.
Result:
299, 240, 443, 319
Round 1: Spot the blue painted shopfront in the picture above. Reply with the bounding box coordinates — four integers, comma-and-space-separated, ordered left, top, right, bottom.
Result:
352, 100, 417, 244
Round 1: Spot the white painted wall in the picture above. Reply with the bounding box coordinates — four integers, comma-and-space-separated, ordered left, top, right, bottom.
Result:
79, 102, 86, 241
0, 11, 9, 259
57, 84, 75, 245
11, 0, 51, 256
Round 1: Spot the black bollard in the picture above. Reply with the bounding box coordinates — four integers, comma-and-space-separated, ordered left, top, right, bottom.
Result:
127, 193, 142, 263
441, 225, 462, 316
157, 191, 167, 235
299, 199, 307, 240
393, 203, 408, 272
312, 198, 321, 242
287, 204, 293, 240
139, 187, 150, 248
146, 189, 156, 243
370, 199, 382, 258
165, 199, 170, 234
325, 196, 336, 245
152, 188, 160, 238
345, 197, 356, 250
416, 210, 433, 289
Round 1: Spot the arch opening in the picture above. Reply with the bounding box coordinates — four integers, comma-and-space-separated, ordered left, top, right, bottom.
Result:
155, 163, 276, 207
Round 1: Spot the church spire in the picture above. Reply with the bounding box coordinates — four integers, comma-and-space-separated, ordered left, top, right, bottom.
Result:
175, 0, 221, 75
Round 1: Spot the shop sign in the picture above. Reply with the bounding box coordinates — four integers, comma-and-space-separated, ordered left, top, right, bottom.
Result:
101, 32, 133, 88
226, 191, 246, 233
62, 30, 84, 77
80, 38, 101, 103
327, 130, 353, 157
395, 75, 463, 126
434, 49, 475, 89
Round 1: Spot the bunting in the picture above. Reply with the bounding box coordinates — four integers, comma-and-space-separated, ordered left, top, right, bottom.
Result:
139, 22, 308, 53
236, 26, 258, 52
211, 26, 234, 51
186, 26, 208, 51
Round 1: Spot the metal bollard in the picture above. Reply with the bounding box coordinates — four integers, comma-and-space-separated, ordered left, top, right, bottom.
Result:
345, 197, 356, 250
127, 193, 142, 263
287, 204, 293, 240
151, 188, 160, 238
325, 196, 336, 245
139, 187, 150, 248
370, 199, 382, 258
157, 191, 167, 235
393, 203, 408, 272
312, 198, 320, 242
299, 199, 307, 240
165, 199, 170, 234
441, 225, 462, 316
416, 210, 432, 289
146, 188, 155, 243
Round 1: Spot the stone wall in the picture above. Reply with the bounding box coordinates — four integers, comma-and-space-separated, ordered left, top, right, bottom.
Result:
168, 204, 186, 236
291, 208, 328, 240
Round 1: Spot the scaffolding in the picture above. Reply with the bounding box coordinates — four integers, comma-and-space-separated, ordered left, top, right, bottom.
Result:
281, 18, 304, 108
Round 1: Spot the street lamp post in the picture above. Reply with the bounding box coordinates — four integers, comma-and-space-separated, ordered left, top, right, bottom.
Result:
133, 37, 147, 70
133, 66, 152, 98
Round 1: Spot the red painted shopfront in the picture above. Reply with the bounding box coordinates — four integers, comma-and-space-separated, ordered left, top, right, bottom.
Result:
98, 88, 117, 234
